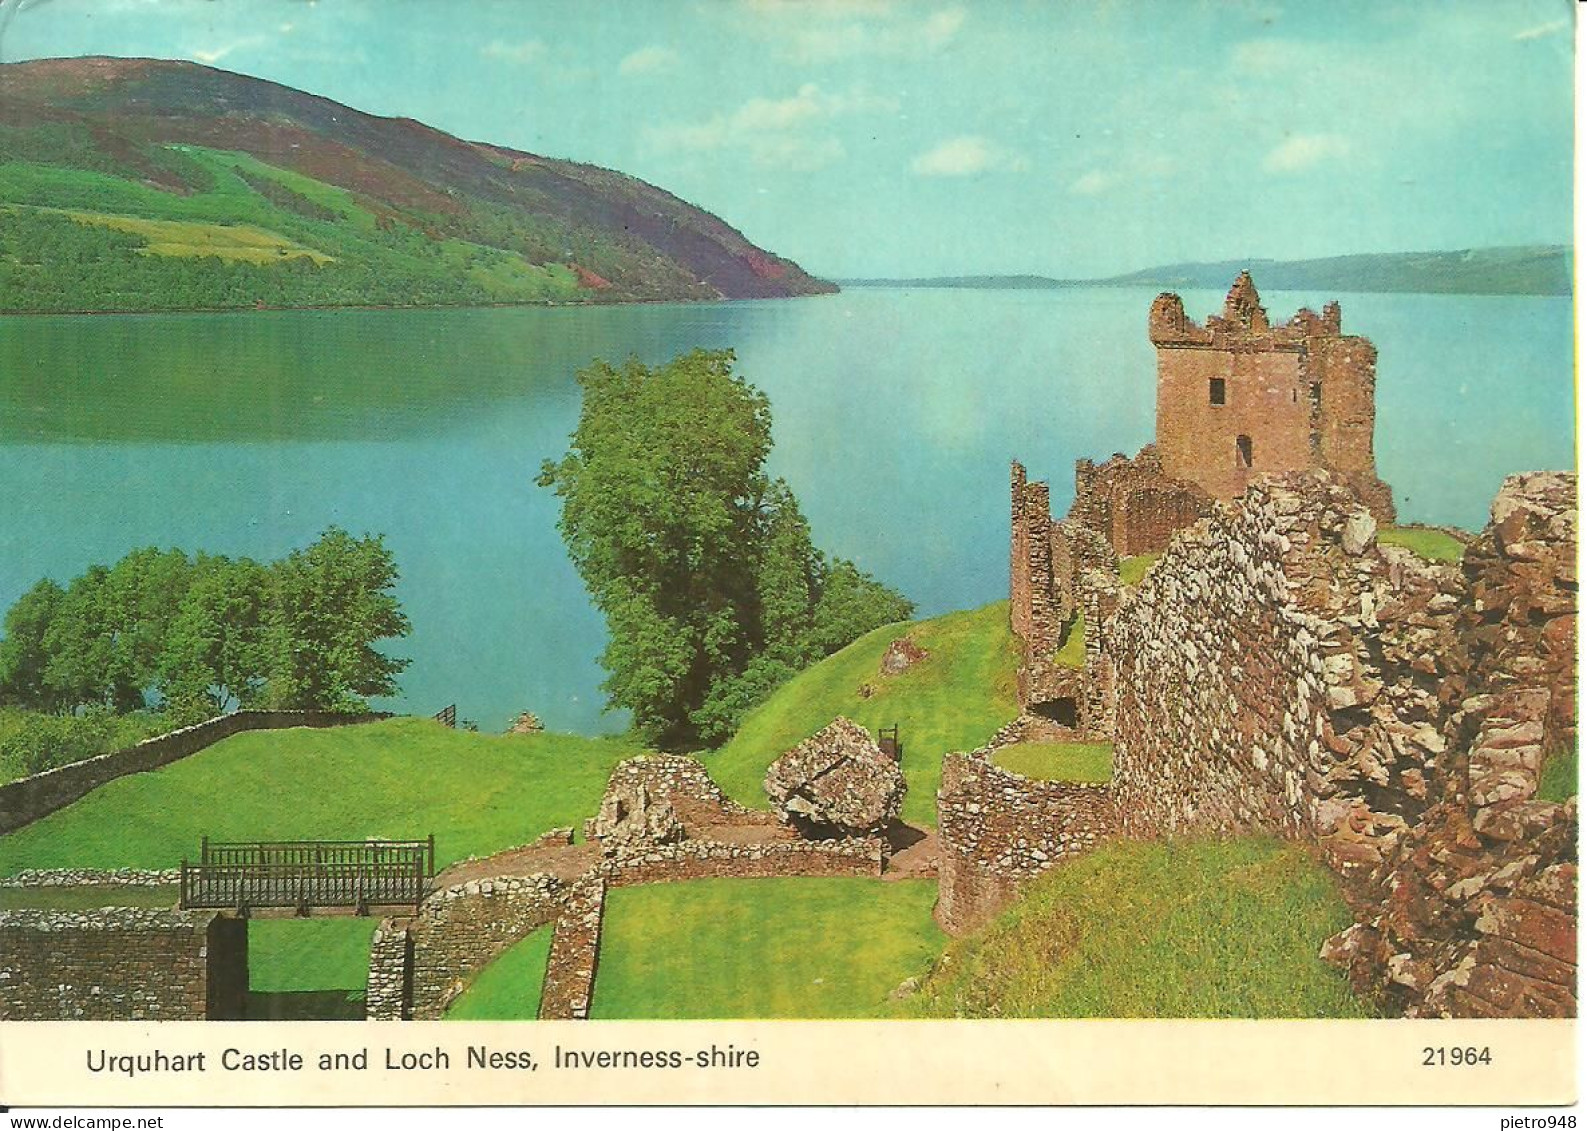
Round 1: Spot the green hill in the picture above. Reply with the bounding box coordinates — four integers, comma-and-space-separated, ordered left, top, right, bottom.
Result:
0, 718, 644, 874
0, 56, 834, 313
909, 836, 1371, 1018
708, 602, 1021, 826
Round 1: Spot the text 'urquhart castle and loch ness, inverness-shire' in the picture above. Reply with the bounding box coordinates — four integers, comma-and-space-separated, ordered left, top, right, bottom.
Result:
0, 274, 1574, 1023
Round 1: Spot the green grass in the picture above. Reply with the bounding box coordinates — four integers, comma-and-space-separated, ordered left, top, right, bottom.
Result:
1119, 554, 1160, 586
1538, 747, 1577, 802
0, 717, 648, 875
245, 917, 378, 1021
708, 603, 1021, 827
444, 926, 554, 1020
55, 207, 333, 263
1053, 612, 1085, 669
991, 742, 1113, 783
1378, 526, 1466, 563
911, 836, 1372, 1018
590, 877, 944, 1018
0, 885, 178, 910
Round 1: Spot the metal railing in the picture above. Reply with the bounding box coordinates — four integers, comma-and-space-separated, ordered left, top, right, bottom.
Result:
180, 836, 434, 915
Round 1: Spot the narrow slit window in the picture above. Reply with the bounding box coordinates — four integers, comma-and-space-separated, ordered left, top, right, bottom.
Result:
1209, 377, 1226, 405
1236, 434, 1253, 468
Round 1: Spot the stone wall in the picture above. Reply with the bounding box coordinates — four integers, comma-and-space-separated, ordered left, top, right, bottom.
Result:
586, 753, 781, 849
1107, 470, 1577, 1017
935, 750, 1117, 935
601, 837, 884, 887
1110, 473, 1461, 879
0, 710, 389, 837
403, 873, 567, 1019
365, 917, 414, 1021
0, 908, 246, 1020
0, 868, 180, 888
540, 876, 606, 1020
1072, 446, 1214, 557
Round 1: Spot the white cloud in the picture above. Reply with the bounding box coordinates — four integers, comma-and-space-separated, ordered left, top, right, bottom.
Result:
618, 45, 679, 76
647, 83, 896, 171
481, 39, 547, 64
732, 1, 966, 62
911, 135, 1027, 177
1069, 170, 1115, 196
1513, 18, 1569, 41
1262, 132, 1352, 173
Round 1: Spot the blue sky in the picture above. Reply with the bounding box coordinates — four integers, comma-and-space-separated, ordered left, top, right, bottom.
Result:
4, 0, 1575, 277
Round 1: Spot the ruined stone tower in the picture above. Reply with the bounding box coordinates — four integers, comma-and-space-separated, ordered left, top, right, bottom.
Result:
1148, 272, 1396, 522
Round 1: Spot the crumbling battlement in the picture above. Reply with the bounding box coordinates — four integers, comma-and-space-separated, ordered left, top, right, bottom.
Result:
1071, 446, 1215, 558
1149, 273, 1395, 522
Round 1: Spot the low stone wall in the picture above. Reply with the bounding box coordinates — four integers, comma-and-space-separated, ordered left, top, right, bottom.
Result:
0, 908, 246, 1020
935, 752, 1117, 935
586, 753, 780, 849
403, 873, 567, 1020
540, 876, 606, 1020
0, 868, 180, 888
0, 709, 389, 837
601, 837, 884, 887
365, 917, 414, 1021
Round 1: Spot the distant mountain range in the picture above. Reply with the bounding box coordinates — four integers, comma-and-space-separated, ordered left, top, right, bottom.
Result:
842, 246, 1573, 297
0, 57, 834, 313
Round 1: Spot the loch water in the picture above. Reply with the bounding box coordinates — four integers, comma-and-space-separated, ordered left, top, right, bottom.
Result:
0, 286, 1573, 733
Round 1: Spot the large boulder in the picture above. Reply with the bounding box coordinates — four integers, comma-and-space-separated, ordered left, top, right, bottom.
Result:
764, 717, 906, 835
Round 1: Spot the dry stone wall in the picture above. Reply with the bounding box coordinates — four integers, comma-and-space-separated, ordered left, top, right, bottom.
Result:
1110, 473, 1462, 879
1107, 470, 1577, 1017
0, 710, 389, 837
602, 837, 884, 887
540, 876, 606, 1020
403, 873, 566, 1019
935, 750, 1117, 935
0, 908, 246, 1020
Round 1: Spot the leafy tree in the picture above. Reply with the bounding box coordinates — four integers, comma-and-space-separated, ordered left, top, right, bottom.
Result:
158, 554, 269, 718
0, 578, 64, 709
539, 349, 912, 749
258, 528, 410, 711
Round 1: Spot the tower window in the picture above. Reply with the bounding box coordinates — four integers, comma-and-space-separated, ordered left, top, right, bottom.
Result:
1236, 435, 1253, 468
1209, 378, 1226, 406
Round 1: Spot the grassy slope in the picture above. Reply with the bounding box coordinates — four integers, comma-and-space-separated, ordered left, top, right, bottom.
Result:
708, 603, 1021, 827
246, 917, 378, 1021
0, 717, 646, 874
445, 926, 554, 1020
591, 877, 943, 1019
1119, 554, 1159, 586
911, 836, 1370, 1018
991, 742, 1113, 783
1379, 526, 1466, 563
1538, 748, 1578, 802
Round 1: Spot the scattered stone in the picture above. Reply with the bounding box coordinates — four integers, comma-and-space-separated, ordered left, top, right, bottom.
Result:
508, 711, 545, 735
879, 637, 929, 676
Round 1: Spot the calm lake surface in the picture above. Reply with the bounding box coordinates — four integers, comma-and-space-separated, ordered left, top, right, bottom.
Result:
0, 287, 1573, 734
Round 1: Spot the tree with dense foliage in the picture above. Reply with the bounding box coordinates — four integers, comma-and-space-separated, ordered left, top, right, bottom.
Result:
0, 529, 409, 720
538, 349, 913, 749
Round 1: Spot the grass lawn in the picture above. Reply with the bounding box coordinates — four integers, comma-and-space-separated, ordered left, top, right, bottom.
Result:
0, 717, 648, 875
911, 836, 1371, 1018
245, 917, 378, 1021
1119, 554, 1160, 586
0, 885, 178, 910
1378, 526, 1466, 563
991, 742, 1113, 783
444, 926, 554, 1020
1538, 747, 1577, 802
591, 877, 943, 1019
708, 603, 1021, 827
1053, 612, 1085, 669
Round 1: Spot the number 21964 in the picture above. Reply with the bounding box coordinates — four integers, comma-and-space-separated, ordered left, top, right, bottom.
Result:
1423, 1046, 1492, 1066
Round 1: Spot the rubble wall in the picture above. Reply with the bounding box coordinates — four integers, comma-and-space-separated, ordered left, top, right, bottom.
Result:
935, 751, 1117, 935
0, 909, 246, 1020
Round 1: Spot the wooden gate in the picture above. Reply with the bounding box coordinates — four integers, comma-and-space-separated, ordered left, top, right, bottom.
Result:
180, 836, 435, 915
